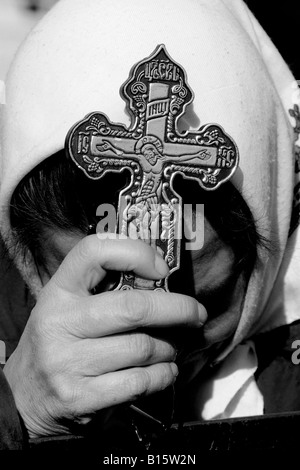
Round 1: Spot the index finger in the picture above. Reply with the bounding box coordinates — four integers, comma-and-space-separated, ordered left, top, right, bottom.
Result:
52, 234, 169, 295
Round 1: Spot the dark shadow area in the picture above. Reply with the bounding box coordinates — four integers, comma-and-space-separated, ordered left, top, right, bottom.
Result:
246, 1, 300, 78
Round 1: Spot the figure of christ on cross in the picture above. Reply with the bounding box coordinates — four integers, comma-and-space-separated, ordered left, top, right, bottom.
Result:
91, 134, 214, 249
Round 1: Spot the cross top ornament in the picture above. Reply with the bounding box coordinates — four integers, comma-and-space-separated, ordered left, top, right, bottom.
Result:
66, 45, 239, 292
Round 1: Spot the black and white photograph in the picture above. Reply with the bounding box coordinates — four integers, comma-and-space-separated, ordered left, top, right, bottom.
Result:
0, 0, 300, 460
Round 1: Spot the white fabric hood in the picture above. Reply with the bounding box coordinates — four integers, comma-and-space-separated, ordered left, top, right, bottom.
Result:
0, 0, 299, 357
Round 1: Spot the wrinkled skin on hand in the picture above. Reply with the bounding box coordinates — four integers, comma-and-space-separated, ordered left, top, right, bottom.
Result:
4, 235, 206, 438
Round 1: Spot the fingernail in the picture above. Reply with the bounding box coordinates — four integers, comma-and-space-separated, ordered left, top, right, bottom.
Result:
154, 253, 169, 277
198, 304, 208, 325
170, 362, 179, 377
173, 348, 178, 361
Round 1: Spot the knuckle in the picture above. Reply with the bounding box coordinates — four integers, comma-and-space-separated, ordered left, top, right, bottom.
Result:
34, 310, 57, 337
33, 343, 74, 389
54, 379, 78, 407
36, 347, 64, 380
48, 372, 80, 409
76, 235, 95, 261
37, 351, 56, 377
120, 291, 149, 327
76, 234, 110, 265
130, 333, 155, 363
32, 297, 73, 340
123, 368, 151, 398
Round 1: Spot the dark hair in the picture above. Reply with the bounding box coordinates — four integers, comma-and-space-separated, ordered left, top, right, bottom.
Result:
10, 150, 122, 267
10, 150, 268, 275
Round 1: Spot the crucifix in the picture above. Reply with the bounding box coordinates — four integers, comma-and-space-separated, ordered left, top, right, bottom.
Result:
66, 45, 239, 292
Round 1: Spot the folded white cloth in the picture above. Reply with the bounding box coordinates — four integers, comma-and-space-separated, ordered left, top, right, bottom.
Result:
200, 342, 264, 420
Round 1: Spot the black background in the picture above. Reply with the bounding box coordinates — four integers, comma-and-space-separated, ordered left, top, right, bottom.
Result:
246, 1, 300, 78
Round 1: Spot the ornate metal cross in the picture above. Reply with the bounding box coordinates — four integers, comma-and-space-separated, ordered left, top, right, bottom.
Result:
66, 45, 239, 292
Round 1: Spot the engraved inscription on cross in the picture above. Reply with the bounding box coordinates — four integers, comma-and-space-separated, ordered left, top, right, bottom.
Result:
66, 45, 239, 292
